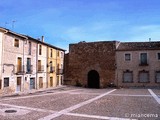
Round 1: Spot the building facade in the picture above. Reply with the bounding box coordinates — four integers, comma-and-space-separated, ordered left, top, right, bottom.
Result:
64, 41, 160, 88
116, 42, 160, 87
64, 41, 118, 88
0, 27, 65, 95
47, 45, 64, 88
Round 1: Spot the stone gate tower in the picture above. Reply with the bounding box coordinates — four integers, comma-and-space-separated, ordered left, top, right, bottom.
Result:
64, 41, 119, 88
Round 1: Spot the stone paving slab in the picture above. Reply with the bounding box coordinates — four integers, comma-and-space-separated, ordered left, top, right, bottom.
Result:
111, 88, 151, 95
0, 110, 50, 120
72, 95, 160, 120
0, 87, 159, 120
53, 115, 98, 120
152, 89, 160, 96
1, 93, 96, 111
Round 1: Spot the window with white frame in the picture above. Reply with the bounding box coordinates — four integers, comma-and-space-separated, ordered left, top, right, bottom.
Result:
140, 53, 148, 65
139, 71, 149, 83
125, 53, 131, 61
123, 70, 133, 83
155, 71, 160, 83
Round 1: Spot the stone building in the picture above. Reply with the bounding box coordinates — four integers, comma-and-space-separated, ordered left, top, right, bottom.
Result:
64, 41, 160, 88
47, 44, 64, 88
116, 42, 160, 87
64, 41, 119, 88
0, 27, 65, 95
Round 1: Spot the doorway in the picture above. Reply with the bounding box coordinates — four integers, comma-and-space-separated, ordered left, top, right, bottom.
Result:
16, 77, 21, 92
30, 78, 35, 89
88, 70, 100, 88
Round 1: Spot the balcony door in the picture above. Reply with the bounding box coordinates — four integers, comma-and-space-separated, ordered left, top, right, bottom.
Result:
27, 58, 31, 73
38, 60, 41, 71
17, 57, 22, 72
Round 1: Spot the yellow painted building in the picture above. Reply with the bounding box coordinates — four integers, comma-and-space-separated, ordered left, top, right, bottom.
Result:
47, 45, 65, 88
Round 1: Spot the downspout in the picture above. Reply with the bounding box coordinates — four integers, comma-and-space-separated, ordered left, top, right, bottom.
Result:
36, 43, 38, 89
56, 49, 57, 86
62, 51, 65, 85
22, 40, 25, 91
46, 46, 48, 88
1, 30, 8, 89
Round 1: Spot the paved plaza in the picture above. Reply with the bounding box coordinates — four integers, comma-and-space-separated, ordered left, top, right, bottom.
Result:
0, 86, 159, 120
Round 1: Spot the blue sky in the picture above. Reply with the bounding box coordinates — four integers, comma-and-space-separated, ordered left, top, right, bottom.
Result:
1, 0, 160, 51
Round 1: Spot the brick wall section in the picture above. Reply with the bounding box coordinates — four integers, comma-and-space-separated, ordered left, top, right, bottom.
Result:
64, 41, 118, 88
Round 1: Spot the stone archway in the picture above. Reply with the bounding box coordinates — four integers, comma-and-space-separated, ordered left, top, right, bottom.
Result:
87, 70, 100, 88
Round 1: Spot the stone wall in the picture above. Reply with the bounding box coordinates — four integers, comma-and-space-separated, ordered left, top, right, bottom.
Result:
64, 41, 118, 88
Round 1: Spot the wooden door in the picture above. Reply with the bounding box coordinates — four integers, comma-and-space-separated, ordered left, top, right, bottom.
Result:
17, 77, 21, 91
39, 77, 43, 88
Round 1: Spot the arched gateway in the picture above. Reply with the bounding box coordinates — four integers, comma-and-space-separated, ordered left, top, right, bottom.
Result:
87, 70, 100, 88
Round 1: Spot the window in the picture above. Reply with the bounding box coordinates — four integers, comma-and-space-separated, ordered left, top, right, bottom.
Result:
158, 53, 160, 60
156, 71, 160, 83
57, 50, 59, 57
139, 71, 149, 83
125, 53, 131, 61
28, 41, 31, 55
57, 63, 59, 69
0, 79, 2, 89
17, 57, 22, 73
14, 39, 19, 47
123, 71, 133, 83
61, 64, 63, 69
27, 58, 32, 73
4, 77, 9, 87
50, 61, 54, 73
50, 49, 52, 57
140, 53, 148, 65
61, 52, 63, 58
38, 60, 42, 71
39, 45, 42, 55
57, 76, 59, 86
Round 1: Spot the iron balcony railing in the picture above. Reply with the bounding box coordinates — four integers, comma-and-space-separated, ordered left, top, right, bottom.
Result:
16, 65, 25, 74
26, 65, 33, 74
50, 66, 55, 73
56, 69, 63, 74
38, 65, 44, 72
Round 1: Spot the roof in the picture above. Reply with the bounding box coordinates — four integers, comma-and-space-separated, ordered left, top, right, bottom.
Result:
24, 35, 66, 51
0, 27, 65, 51
117, 41, 160, 51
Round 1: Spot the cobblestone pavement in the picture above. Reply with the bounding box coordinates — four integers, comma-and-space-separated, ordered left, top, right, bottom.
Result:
0, 86, 160, 120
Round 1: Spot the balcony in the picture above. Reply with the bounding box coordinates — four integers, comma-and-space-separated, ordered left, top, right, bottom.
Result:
56, 69, 63, 75
50, 66, 55, 73
16, 65, 25, 74
38, 65, 44, 73
139, 62, 148, 66
26, 65, 33, 74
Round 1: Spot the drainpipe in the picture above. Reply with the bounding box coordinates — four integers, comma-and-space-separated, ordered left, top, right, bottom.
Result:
1, 30, 8, 90
23, 39, 25, 92
36, 43, 38, 89
56, 49, 57, 86
46, 46, 48, 88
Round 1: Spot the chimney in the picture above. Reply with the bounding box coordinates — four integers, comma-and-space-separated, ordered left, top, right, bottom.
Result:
41, 36, 44, 42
